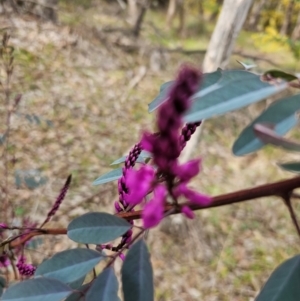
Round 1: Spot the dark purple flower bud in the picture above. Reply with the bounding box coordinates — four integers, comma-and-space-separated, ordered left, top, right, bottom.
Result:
16, 256, 36, 277
114, 201, 123, 213
118, 143, 142, 208
41, 175, 72, 227
180, 122, 202, 150
142, 66, 201, 175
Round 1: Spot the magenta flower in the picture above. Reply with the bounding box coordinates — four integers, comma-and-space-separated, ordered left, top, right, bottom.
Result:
124, 165, 155, 206
113, 66, 210, 234
142, 185, 166, 228
119, 253, 125, 261
173, 159, 201, 182
174, 183, 211, 205
0, 223, 7, 229
181, 206, 195, 219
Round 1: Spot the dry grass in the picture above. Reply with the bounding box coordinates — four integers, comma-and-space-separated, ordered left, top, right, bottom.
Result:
1, 2, 300, 300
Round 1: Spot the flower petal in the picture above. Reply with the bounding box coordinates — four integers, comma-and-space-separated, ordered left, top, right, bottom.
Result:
142, 185, 166, 229
174, 159, 201, 182
174, 183, 211, 205
181, 206, 195, 219
142, 200, 164, 228
125, 165, 155, 205
140, 132, 155, 153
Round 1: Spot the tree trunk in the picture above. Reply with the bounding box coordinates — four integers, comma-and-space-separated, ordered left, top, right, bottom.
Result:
166, 0, 177, 28
180, 0, 253, 163
127, 0, 138, 25
247, 0, 268, 31
132, 0, 151, 37
292, 11, 300, 40
166, 0, 185, 35
280, 0, 295, 36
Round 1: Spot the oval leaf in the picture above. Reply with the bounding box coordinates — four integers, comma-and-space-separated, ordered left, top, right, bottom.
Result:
233, 94, 300, 156
0, 276, 6, 297
68, 212, 131, 244
86, 268, 120, 301
65, 283, 89, 301
121, 239, 154, 301
35, 248, 102, 284
92, 168, 122, 186
69, 276, 85, 290
256, 255, 300, 301
148, 69, 222, 112
1, 278, 71, 301
278, 162, 300, 173
184, 71, 287, 123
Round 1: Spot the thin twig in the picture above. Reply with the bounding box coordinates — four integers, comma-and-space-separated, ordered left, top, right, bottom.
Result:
1, 33, 13, 224
282, 193, 300, 238
86, 244, 97, 279
104, 228, 145, 268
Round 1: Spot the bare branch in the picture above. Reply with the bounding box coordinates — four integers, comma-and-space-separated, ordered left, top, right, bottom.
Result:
5, 176, 300, 250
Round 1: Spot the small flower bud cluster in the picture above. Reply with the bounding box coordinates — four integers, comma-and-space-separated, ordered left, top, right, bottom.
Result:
41, 175, 72, 227
142, 68, 200, 174
180, 122, 202, 150
16, 256, 36, 277
102, 144, 142, 254
118, 143, 142, 209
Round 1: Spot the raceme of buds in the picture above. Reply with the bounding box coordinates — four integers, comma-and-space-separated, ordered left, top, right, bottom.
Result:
118, 143, 142, 209
135, 66, 211, 228
16, 256, 36, 277
41, 174, 72, 227
141, 66, 201, 175
180, 122, 202, 150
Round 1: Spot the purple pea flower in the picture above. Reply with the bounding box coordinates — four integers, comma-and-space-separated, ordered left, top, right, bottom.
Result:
119, 253, 125, 261
173, 159, 201, 182
142, 185, 166, 229
124, 165, 155, 206
0, 223, 7, 229
174, 183, 211, 205
181, 206, 195, 219
139, 66, 212, 227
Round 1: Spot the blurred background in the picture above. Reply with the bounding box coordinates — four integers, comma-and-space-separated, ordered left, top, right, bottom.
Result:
1, 0, 300, 300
